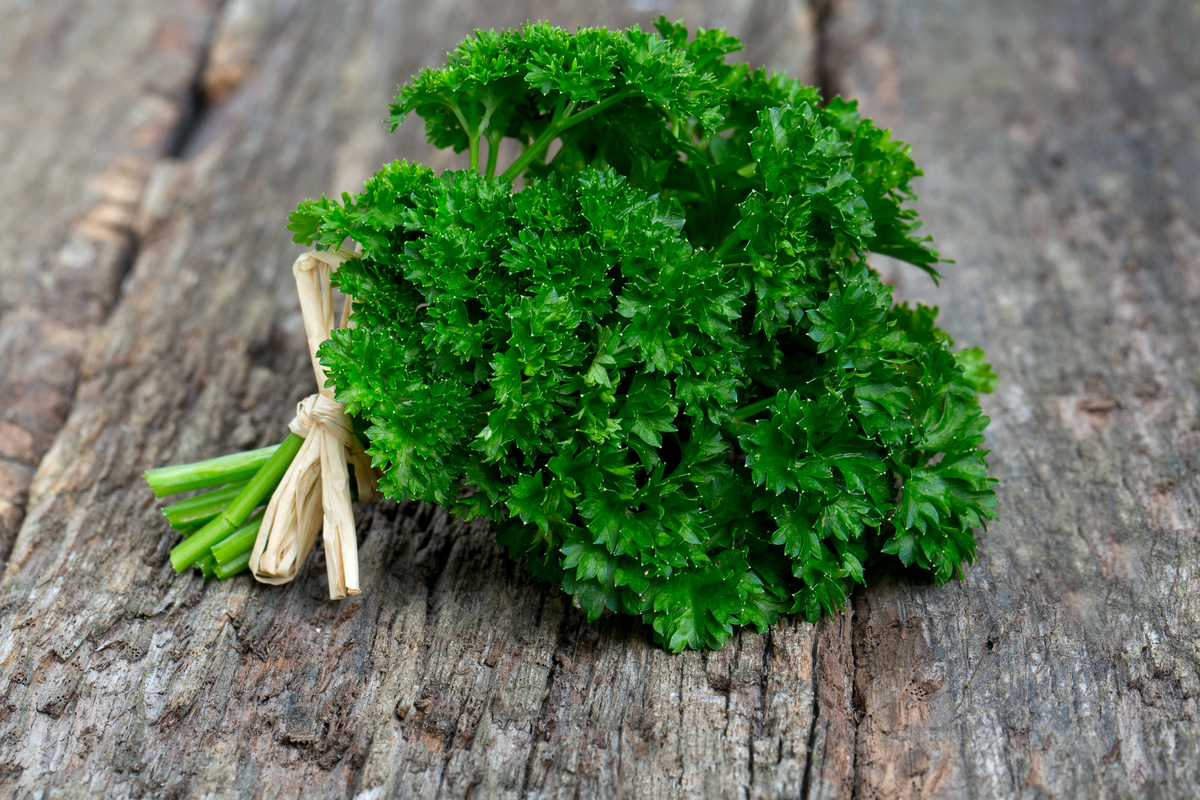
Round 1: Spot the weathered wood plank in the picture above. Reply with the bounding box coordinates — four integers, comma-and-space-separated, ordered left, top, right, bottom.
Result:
827, 0, 1200, 796
0, 0, 221, 561
0, 3, 839, 799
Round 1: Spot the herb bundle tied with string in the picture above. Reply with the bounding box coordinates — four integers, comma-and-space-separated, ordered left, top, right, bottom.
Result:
146, 18, 998, 652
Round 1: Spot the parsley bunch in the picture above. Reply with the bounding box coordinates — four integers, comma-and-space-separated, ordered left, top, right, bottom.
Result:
285, 19, 998, 651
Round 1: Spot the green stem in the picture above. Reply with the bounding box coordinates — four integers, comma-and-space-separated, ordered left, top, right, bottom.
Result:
720, 394, 783, 439
500, 89, 633, 181
163, 482, 249, 531
720, 420, 754, 440
197, 553, 218, 579
715, 229, 744, 260
145, 444, 280, 497
485, 132, 501, 179
214, 550, 252, 580
734, 396, 776, 420
212, 512, 264, 566
449, 103, 481, 174
170, 433, 304, 573
503, 121, 561, 182
469, 132, 481, 172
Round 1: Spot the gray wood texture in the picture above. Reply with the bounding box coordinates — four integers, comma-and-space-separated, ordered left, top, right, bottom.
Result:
829, 2, 1200, 796
0, 0, 1196, 797
0, 0, 221, 564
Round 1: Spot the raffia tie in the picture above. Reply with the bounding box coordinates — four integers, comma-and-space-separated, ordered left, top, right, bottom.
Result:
249, 250, 379, 599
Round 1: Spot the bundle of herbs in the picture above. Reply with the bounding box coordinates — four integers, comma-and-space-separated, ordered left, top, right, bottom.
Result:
147, 18, 997, 652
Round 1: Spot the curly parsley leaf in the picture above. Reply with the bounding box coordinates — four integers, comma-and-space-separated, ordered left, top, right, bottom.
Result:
289, 19, 998, 652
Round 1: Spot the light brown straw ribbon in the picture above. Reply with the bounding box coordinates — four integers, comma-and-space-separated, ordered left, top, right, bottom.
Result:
250, 249, 379, 599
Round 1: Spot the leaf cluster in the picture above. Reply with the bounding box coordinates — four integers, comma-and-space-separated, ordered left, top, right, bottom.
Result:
288, 19, 998, 651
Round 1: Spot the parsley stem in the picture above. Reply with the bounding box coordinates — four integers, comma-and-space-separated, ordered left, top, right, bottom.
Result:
721, 395, 778, 440
715, 230, 744, 260
561, 88, 631, 128
211, 511, 264, 565
170, 433, 304, 572
162, 482, 249, 531
500, 88, 634, 181
197, 553, 218, 579
144, 444, 280, 497
214, 550, 252, 580
734, 396, 776, 420
485, 132, 501, 179
720, 420, 753, 439
469, 133, 481, 173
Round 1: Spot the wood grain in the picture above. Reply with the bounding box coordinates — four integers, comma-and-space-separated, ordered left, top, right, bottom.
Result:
3, 0, 1197, 796
0, 2, 845, 799
828, 0, 1200, 797
0, 0, 221, 561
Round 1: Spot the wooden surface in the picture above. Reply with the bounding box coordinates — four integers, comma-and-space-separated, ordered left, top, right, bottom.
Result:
0, 0, 1197, 798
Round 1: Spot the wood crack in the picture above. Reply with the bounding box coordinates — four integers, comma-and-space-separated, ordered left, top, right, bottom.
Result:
518, 600, 572, 798
849, 589, 866, 800
0, 0, 231, 570
167, 0, 230, 160
6, 1, 1199, 796
748, 627, 772, 789
799, 620, 823, 800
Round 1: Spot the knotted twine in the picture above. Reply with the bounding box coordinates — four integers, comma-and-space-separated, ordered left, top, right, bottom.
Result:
249, 249, 379, 599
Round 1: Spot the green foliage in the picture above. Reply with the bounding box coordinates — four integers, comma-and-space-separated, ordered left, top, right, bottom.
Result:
288, 19, 998, 651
